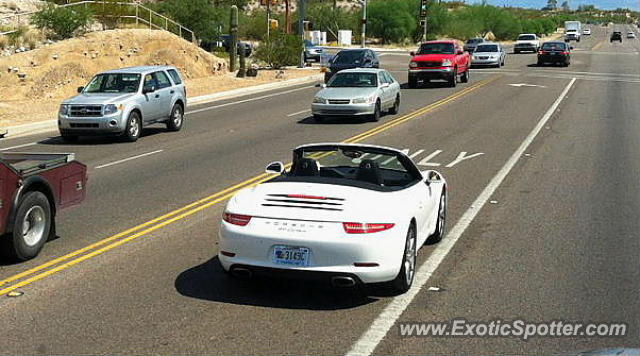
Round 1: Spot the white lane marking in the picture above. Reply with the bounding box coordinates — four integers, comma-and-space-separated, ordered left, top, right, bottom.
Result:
346, 78, 577, 356
287, 109, 311, 117
445, 151, 485, 168
508, 83, 547, 88
186, 86, 315, 115
0, 142, 37, 151
95, 150, 163, 169
417, 150, 442, 166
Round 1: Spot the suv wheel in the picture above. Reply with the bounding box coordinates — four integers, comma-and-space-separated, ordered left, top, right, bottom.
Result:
449, 68, 458, 87
167, 103, 184, 132
123, 111, 141, 142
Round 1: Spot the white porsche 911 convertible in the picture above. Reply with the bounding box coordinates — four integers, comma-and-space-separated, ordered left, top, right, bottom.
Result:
218, 143, 447, 294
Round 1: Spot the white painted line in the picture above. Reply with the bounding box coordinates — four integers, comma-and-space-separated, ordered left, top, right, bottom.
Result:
346, 77, 577, 356
95, 150, 164, 169
0, 142, 37, 151
186, 86, 315, 115
287, 109, 311, 117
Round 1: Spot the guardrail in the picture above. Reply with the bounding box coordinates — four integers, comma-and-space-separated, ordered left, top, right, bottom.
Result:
0, 1, 196, 43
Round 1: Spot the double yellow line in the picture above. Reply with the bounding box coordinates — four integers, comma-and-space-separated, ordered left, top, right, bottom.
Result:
0, 75, 499, 297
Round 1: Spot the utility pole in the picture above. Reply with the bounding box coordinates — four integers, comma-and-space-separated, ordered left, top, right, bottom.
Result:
230, 5, 238, 72
266, 0, 271, 38
420, 0, 428, 42
361, 0, 367, 48
298, 0, 307, 67
285, 0, 291, 34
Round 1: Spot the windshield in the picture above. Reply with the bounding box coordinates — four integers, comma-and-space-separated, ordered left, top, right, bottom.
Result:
274, 147, 419, 189
333, 51, 365, 64
541, 43, 567, 50
518, 35, 536, 40
84, 73, 141, 94
418, 43, 455, 55
327, 72, 377, 88
475, 45, 498, 52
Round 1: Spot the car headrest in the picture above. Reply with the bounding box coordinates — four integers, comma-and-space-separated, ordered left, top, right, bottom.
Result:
356, 159, 383, 185
292, 158, 320, 177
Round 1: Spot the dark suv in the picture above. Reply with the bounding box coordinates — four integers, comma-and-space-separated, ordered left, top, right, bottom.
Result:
324, 48, 380, 83
610, 31, 623, 42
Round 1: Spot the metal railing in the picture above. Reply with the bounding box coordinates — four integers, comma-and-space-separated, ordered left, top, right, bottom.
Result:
0, 1, 196, 43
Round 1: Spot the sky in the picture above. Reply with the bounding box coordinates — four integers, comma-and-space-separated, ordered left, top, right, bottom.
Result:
468, 0, 640, 10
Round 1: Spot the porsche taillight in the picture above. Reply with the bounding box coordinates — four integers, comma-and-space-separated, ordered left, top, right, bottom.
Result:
343, 222, 395, 234
223, 213, 252, 226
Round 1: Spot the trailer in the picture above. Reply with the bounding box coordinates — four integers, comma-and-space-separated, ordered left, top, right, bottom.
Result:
0, 152, 87, 261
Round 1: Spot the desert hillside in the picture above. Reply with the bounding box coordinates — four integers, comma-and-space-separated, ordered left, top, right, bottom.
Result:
0, 29, 227, 102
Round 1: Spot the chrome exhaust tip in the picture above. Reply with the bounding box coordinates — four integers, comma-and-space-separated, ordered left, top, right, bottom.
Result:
231, 267, 252, 279
331, 276, 356, 288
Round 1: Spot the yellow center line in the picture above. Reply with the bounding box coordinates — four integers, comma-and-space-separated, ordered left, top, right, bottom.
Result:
0, 75, 501, 296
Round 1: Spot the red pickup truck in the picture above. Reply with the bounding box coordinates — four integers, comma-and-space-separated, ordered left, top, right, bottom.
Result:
408, 40, 471, 88
0, 152, 87, 261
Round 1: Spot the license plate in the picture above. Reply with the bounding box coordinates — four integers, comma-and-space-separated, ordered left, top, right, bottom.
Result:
273, 246, 310, 267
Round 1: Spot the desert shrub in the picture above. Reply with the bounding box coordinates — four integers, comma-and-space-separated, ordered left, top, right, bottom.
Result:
155, 0, 227, 40
31, 4, 93, 39
254, 30, 303, 68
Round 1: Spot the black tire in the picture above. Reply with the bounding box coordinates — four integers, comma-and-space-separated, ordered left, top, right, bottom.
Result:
460, 68, 470, 83
5, 191, 52, 261
389, 95, 400, 115
448, 68, 458, 87
426, 189, 447, 244
408, 76, 418, 89
166, 103, 184, 132
514, 49, 520, 54
123, 111, 141, 142
370, 101, 381, 122
60, 134, 79, 143
313, 114, 324, 123
389, 224, 417, 294
537, 60, 543, 66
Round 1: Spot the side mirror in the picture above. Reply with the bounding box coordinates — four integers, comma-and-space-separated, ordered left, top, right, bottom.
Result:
77, 86, 84, 93
410, 51, 416, 56
315, 83, 327, 88
422, 170, 442, 185
457, 50, 464, 55
265, 161, 285, 174
142, 85, 156, 94
380, 83, 390, 89
570, 46, 574, 50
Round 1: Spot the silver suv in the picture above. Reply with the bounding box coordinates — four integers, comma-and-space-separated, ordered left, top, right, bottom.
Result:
58, 65, 187, 142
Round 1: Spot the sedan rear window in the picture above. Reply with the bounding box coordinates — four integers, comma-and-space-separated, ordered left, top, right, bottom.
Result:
518, 35, 536, 40
541, 43, 567, 50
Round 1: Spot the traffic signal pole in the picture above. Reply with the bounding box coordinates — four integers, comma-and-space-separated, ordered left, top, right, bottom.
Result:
420, 0, 428, 42
361, 0, 367, 48
298, 0, 307, 68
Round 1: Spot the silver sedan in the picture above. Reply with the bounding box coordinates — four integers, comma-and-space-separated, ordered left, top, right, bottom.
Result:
311, 68, 401, 122
471, 43, 506, 68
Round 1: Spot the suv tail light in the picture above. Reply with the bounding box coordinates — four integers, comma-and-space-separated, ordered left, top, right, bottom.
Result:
343, 222, 395, 234
223, 213, 252, 226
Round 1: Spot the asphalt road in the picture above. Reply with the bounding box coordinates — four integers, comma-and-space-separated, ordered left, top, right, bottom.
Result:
0, 24, 638, 355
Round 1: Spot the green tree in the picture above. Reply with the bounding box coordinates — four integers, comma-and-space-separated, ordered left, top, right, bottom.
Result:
367, 0, 416, 44
254, 30, 303, 68
31, 4, 93, 39
307, 2, 359, 41
156, 0, 227, 40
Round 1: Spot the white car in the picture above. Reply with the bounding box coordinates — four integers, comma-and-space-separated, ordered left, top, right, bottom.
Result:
628, 32, 636, 39
582, 29, 591, 35
218, 143, 448, 294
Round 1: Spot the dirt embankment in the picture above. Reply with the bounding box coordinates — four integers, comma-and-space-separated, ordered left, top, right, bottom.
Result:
0, 29, 228, 126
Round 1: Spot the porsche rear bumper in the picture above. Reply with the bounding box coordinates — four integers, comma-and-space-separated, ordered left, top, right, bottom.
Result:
218, 218, 407, 284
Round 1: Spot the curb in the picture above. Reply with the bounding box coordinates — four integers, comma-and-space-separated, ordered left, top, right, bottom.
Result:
2, 73, 324, 140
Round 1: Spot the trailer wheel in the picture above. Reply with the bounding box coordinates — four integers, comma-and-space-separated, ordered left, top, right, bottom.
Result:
8, 191, 52, 261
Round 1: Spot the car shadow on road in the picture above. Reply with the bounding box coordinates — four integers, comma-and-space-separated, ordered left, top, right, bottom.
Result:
175, 256, 400, 310
401, 81, 453, 90
37, 127, 169, 145
296, 116, 371, 125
